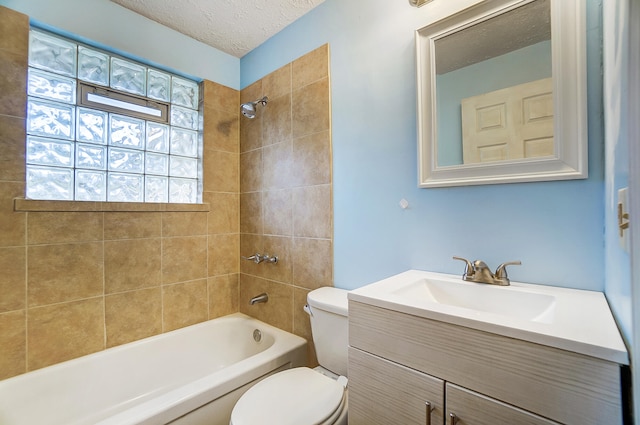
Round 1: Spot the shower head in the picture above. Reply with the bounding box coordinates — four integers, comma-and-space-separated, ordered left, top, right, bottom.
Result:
240, 96, 268, 119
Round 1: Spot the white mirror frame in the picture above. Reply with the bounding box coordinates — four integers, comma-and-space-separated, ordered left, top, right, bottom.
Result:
416, 0, 587, 188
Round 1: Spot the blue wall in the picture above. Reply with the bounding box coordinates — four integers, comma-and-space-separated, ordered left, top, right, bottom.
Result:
242, 0, 606, 292
0, 0, 240, 89
603, 0, 632, 344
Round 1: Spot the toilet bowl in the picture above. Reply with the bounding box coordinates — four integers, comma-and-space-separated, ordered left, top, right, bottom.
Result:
230, 287, 350, 425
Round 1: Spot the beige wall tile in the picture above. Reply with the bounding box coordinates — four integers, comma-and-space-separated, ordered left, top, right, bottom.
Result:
0, 48, 27, 118
162, 236, 208, 284
263, 189, 293, 236
163, 280, 208, 332
28, 242, 104, 307
105, 238, 161, 293
262, 140, 293, 190
204, 191, 239, 235
208, 274, 239, 319
105, 287, 161, 347
0, 115, 26, 182
104, 212, 161, 240
292, 78, 330, 138
239, 113, 262, 153
293, 185, 332, 238
263, 64, 292, 100
203, 149, 239, 193
162, 211, 207, 237
293, 287, 317, 367
292, 237, 333, 290
291, 130, 331, 186
27, 212, 103, 245
240, 80, 263, 104
0, 6, 29, 54
203, 80, 239, 114
203, 106, 239, 153
263, 93, 292, 146
292, 44, 329, 90
260, 235, 292, 283
239, 149, 262, 193
28, 298, 104, 370
239, 274, 293, 332
240, 192, 262, 234
0, 310, 26, 379
0, 181, 25, 247
0, 246, 25, 312
208, 233, 239, 276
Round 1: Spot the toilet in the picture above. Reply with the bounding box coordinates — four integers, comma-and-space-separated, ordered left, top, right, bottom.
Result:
230, 287, 349, 425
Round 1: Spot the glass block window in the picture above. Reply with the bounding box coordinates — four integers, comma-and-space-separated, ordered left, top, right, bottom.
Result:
26, 29, 202, 204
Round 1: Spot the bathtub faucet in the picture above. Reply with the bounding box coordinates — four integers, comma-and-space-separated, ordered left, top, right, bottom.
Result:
249, 293, 269, 305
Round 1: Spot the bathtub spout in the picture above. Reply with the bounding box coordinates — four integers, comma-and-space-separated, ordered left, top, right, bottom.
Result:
249, 293, 269, 305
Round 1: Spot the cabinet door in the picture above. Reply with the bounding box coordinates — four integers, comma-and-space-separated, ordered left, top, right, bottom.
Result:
349, 347, 444, 425
445, 383, 560, 425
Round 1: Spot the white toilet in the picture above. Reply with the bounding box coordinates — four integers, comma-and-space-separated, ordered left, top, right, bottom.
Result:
230, 287, 349, 425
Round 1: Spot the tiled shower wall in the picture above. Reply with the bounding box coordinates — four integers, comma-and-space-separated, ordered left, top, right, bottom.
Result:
0, 6, 241, 379
238, 45, 333, 366
0, 6, 332, 380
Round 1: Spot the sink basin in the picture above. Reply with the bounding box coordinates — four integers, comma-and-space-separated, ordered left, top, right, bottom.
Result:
348, 270, 628, 365
391, 277, 556, 323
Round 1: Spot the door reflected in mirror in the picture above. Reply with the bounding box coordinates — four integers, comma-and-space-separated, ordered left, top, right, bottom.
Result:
416, 0, 587, 188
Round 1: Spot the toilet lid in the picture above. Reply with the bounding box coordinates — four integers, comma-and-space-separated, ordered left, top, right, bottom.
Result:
230, 367, 345, 425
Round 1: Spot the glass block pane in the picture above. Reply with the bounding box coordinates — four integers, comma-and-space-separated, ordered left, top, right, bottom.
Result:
26, 136, 74, 167
110, 114, 144, 149
170, 105, 199, 130
29, 30, 76, 77
145, 175, 168, 203
148, 69, 170, 101
170, 156, 198, 178
26, 165, 73, 200
77, 108, 108, 144
75, 170, 106, 201
111, 57, 146, 96
169, 177, 197, 204
78, 46, 109, 86
27, 98, 75, 140
108, 147, 144, 174
146, 122, 169, 153
28, 68, 76, 103
76, 143, 107, 170
171, 77, 199, 109
108, 173, 143, 202
170, 128, 198, 157
146, 152, 168, 175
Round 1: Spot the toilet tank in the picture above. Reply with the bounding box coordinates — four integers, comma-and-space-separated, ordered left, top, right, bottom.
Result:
307, 287, 349, 377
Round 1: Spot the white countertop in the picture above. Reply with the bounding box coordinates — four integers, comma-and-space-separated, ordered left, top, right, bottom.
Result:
348, 270, 629, 365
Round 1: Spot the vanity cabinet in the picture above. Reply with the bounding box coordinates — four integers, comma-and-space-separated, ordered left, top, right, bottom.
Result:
348, 301, 624, 425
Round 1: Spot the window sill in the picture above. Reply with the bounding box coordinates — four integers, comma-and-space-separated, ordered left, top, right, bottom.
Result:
14, 198, 210, 212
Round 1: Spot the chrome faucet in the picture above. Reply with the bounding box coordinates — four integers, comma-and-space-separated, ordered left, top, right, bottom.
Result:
453, 256, 521, 286
249, 293, 269, 305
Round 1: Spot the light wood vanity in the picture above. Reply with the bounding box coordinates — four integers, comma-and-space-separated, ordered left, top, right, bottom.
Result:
347, 271, 629, 425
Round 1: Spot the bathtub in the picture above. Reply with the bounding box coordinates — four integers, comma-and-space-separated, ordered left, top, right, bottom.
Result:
0, 313, 307, 425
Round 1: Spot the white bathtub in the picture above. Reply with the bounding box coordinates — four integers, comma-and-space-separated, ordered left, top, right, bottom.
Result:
0, 313, 307, 425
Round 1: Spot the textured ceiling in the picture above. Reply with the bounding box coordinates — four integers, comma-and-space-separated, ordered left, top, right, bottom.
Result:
435, 0, 551, 74
110, 0, 326, 58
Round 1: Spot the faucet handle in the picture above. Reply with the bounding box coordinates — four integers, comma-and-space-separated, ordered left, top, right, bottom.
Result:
453, 256, 475, 279
494, 261, 522, 281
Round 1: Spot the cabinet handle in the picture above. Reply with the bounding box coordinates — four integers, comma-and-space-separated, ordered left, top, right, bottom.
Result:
449, 412, 458, 425
425, 401, 434, 425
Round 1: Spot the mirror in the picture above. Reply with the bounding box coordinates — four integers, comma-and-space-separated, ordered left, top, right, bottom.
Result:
416, 0, 587, 188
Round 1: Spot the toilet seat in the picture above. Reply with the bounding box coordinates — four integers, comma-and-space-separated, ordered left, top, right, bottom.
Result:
230, 367, 347, 425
